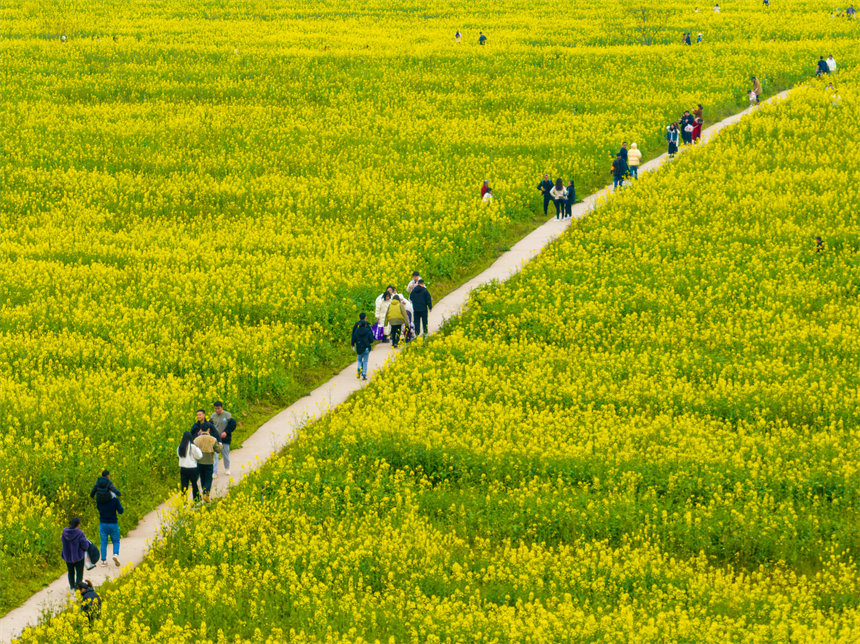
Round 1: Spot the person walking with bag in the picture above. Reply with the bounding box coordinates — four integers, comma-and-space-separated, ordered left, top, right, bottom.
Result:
351, 313, 373, 380
96, 485, 123, 567
177, 431, 203, 502
384, 294, 409, 348
210, 401, 235, 476
409, 279, 433, 336
549, 178, 567, 218
61, 517, 95, 591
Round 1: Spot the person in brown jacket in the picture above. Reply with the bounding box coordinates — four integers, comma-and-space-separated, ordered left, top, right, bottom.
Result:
193, 415, 222, 501
384, 294, 409, 348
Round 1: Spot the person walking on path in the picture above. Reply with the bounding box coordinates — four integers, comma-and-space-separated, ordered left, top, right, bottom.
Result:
406, 271, 421, 294
210, 401, 235, 476
89, 470, 120, 502
384, 294, 409, 348
351, 312, 373, 380
96, 485, 123, 567
193, 419, 222, 501
564, 179, 576, 217
76, 580, 102, 624
549, 178, 567, 218
375, 287, 394, 343
751, 76, 762, 102
627, 143, 642, 179
680, 110, 695, 144
177, 431, 203, 502
61, 517, 95, 591
537, 174, 553, 216
409, 279, 433, 336
618, 142, 628, 161
666, 123, 679, 157
611, 155, 628, 191
192, 409, 220, 476
816, 56, 830, 77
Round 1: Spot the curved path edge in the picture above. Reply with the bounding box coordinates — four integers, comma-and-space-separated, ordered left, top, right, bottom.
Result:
1, 89, 790, 643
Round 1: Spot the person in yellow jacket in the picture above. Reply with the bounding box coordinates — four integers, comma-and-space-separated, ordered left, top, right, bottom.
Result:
627, 143, 642, 179
384, 294, 409, 348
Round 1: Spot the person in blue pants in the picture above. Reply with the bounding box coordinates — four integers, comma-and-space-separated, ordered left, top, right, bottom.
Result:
96, 490, 124, 567
351, 313, 374, 381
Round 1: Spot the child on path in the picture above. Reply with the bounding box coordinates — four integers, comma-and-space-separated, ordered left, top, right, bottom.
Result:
177, 431, 203, 502
89, 470, 120, 502
351, 312, 374, 380
96, 486, 123, 567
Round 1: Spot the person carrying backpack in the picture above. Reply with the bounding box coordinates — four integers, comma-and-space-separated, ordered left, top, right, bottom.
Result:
61, 517, 96, 590
76, 580, 102, 623
351, 312, 374, 380
90, 470, 120, 503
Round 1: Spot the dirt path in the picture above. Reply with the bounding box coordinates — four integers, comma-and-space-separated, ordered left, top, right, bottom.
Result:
1, 90, 790, 643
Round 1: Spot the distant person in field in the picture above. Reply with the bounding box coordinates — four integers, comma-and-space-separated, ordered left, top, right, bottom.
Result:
714, 3, 720, 12
481, 179, 492, 198
90, 469, 121, 501
550, 178, 567, 217
384, 294, 409, 348
564, 178, 576, 217
351, 312, 373, 380
76, 580, 102, 623
177, 431, 203, 502
455, 30, 461, 42
666, 123, 679, 157
210, 401, 235, 476
93, 470, 123, 567
697, 32, 703, 43
816, 56, 829, 76
748, 89, 757, 107
827, 55, 837, 73
848, 5, 856, 19
611, 155, 627, 191
62, 517, 94, 591
684, 32, 692, 45
815, 236, 824, 253
693, 104, 703, 121
410, 278, 433, 336
406, 271, 421, 294
679, 110, 695, 144
763, 0, 769, 7
193, 417, 222, 501
751, 76, 762, 102
479, 31, 487, 45
537, 173, 553, 216
627, 143, 642, 179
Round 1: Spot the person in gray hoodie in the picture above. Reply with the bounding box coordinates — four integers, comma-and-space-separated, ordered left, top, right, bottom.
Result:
61, 517, 95, 590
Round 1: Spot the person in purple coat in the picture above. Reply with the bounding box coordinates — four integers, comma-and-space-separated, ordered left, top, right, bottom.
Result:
61, 517, 94, 590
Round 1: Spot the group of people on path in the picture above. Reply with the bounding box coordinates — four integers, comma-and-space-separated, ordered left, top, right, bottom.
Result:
816, 54, 838, 77
667, 104, 704, 157
177, 402, 236, 502
351, 274, 433, 379
537, 174, 577, 218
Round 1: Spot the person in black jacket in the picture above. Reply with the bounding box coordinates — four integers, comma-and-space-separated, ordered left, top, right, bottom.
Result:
191, 411, 217, 439
76, 580, 102, 623
816, 56, 830, 77
618, 142, 628, 161
409, 280, 433, 337
564, 178, 576, 218
537, 174, 553, 215
96, 492, 124, 567
351, 313, 374, 380
611, 154, 628, 190
89, 470, 121, 503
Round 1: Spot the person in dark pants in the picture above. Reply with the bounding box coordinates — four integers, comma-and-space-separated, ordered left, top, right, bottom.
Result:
549, 178, 567, 219
537, 173, 553, 215
409, 279, 433, 336
351, 313, 374, 380
611, 154, 628, 190
564, 179, 576, 218
177, 431, 203, 501
384, 294, 409, 348
76, 581, 102, 623
193, 420, 221, 501
816, 57, 829, 77
618, 142, 628, 161
61, 517, 94, 590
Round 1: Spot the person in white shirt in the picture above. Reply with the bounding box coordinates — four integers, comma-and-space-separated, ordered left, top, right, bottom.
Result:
374, 287, 393, 342
177, 432, 204, 501
549, 179, 568, 219
827, 55, 837, 73
714, 4, 720, 12
406, 272, 421, 294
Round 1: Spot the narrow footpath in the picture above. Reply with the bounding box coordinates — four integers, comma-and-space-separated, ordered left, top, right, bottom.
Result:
0, 90, 790, 643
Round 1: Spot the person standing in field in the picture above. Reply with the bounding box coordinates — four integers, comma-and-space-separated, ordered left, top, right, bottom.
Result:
210, 401, 235, 476
751, 76, 762, 102
61, 517, 95, 591
177, 431, 203, 502
193, 419, 222, 502
627, 143, 642, 179
481, 179, 492, 199
95, 480, 123, 567
537, 173, 553, 216
191, 409, 220, 475
564, 178, 576, 217
816, 56, 830, 77
666, 123, 679, 157
406, 271, 421, 294
697, 32, 703, 43
384, 294, 409, 348
550, 178, 567, 217
455, 30, 461, 42
611, 155, 628, 191
410, 279, 433, 336
351, 312, 373, 380
827, 55, 837, 73
479, 32, 487, 45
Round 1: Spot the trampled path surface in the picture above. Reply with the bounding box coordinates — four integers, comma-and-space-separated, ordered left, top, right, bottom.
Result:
1, 90, 789, 643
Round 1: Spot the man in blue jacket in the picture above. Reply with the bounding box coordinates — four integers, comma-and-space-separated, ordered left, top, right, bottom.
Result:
96, 492, 124, 567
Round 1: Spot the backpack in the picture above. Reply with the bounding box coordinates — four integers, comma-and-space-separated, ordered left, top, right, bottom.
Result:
95, 480, 112, 505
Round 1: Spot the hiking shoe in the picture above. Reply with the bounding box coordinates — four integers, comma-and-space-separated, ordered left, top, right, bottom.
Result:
100, 560, 108, 568
225, 470, 231, 475
361, 375, 368, 381
112, 554, 121, 567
